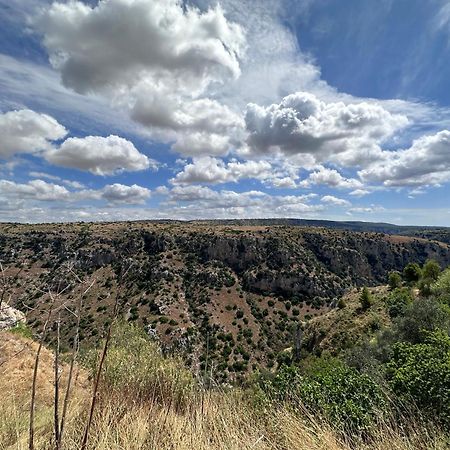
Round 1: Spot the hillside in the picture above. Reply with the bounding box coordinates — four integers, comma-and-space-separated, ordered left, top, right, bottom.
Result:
2, 221, 450, 380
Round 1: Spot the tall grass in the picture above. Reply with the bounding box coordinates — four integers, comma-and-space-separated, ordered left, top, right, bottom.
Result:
1, 324, 448, 450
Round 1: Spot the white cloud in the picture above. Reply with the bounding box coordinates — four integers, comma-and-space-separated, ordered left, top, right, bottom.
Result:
28, 171, 85, 189
321, 195, 351, 207
0, 109, 67, 158
35, 0, 246, 157
0, 178, 151, 209
348, 205, 386, 214
0, 179, 70, 201
45, 135, 155, 175
300, 166, 362, 189
349, 189, 370, 197
36, 0, 244, 94
165, 185, 323, 218
171, 156, 272, 184
244, 91, 409, 167
269, 176, 298, 189
359, 130, 450, 186
100, 183, 151, 204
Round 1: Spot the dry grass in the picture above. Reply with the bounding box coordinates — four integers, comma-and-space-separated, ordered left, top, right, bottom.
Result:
1, 330, 448, 450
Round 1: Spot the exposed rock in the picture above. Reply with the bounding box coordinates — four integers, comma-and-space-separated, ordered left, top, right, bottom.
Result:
0, 303, 26, 330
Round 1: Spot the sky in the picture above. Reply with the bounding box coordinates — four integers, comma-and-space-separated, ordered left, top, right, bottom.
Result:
1, 0, 450, 225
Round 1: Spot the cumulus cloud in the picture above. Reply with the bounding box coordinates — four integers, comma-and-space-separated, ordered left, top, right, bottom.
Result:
100, 183, 151, 204
300, 166, 362, 189
0, 179, 70, 201
45, 135, 155, 175
269, 177, 298, 189
0, 178, 151, 209
35, 0, 246, 157
321, 195, 351, 207
36, 0, 245, 93
245, 91, 408, 166
171, 156, 272, 184
359, 130, 450, 186
0, 109, 67, 158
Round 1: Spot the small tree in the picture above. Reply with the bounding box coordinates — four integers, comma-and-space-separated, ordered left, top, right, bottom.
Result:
360, 287, 372, 310
422, 259, 441, 282
388, 271, 402, 290
403, 263, 422, 284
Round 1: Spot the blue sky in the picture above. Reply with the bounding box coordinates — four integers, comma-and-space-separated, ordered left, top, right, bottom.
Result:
1, 0, 450, 225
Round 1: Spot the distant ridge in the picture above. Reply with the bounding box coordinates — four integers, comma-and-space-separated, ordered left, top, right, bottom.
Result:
194, 218, 450, 235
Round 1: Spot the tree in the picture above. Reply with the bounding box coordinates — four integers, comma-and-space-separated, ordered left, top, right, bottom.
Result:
432, 267, 450, 306
359, 287, 372, 310
422, 259, 440, 282
388, 271, 402, 290
403, 263, 422, 284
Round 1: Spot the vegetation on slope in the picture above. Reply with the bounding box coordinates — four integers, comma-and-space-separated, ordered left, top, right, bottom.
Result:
1, 223, 450, 448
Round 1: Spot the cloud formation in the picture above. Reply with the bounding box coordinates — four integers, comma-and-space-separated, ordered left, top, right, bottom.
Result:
36, 0, 246, 156
359, 130, 450, 186
0, 178, 151, 207
45, 135, 154, 175
0, 109, 67, 158
171, 156, 273, 184
300, 166, 362, 189
245, 92, 409, 166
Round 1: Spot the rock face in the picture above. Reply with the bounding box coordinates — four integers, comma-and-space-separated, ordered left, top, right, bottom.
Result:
1, 221, 450, 380
0, 304, 26, 330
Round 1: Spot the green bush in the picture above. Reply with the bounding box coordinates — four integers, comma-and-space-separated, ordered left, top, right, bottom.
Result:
359, 287, 372, 310
432, 267, 450, 306
386, 288, 412, 318
422, 259, 441, 282
395, 297, 450, 344
388, 271, 402, 290
403, 263, 422, 284
387, 331, 450, 428
257, 360, 386, 432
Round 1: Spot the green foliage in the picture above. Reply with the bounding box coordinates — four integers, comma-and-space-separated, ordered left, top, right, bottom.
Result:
395, 297, 450, 344
359, 287, 372, 310
432, 267, 450, 306
386, 288, 412, 318
403, 263, 422, 284
337, 297, 346, 309
9, 321, 33, 340
418, 260, 441, 296
258, 359, 386, 432
388, 271, 402, 290
422, 259, 441, 282
387, 331, 450, 428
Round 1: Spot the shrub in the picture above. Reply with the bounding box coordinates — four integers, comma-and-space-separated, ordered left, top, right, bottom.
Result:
386, 288, 412, 318
359, 287, 372, 310
431, 267, 450, 306
387, 331, 450, 428
395, 297, 450, 344
388, 271, 402, 290
403, 263, 422, 284
422, 259, 441, 282
258, 360, 386, 432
